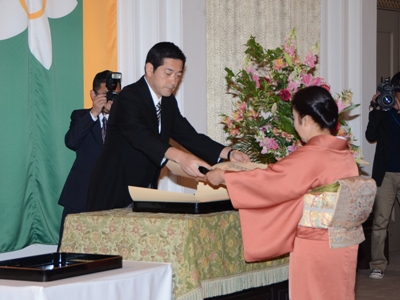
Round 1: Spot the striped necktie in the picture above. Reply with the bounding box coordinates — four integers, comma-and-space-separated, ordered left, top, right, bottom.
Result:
102, 116, 107, 143
156, 101, 161, 126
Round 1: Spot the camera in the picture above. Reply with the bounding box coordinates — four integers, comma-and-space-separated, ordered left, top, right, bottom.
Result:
375, 77, 400, 111
106, 72, 122, 101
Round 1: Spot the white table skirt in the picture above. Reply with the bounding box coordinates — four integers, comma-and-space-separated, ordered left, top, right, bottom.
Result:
0, 260, 172, 300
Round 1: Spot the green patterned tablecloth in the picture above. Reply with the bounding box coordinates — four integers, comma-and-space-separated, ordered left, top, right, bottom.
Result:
60, 208, 289, 300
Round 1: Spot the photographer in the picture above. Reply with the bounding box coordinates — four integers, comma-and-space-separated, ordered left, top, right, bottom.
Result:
366, 71, 400, 279
56, 70, 121, 250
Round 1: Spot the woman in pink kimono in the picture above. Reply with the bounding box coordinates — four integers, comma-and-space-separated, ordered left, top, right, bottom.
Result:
205, 86, 360, 300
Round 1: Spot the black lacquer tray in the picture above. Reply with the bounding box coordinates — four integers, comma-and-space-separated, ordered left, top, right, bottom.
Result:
0, 252, 122, 282
132, 199, 235, 214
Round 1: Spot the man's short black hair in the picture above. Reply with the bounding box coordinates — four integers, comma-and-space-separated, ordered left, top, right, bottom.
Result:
145, 42, 186, 71
391, 71, 400, 86
93, 70, 111, 93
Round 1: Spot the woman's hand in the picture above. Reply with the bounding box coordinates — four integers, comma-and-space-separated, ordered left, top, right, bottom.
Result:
205, 168, 226, 186
229, 150, 250, 163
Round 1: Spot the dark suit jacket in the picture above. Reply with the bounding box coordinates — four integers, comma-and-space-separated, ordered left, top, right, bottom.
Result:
365, 108, 392, 187
86, 76, 225, 211
58, 109, 103, 210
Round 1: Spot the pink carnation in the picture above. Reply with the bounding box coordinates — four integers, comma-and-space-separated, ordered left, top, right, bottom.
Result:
246, 68, 260, 88
287, 81, 299, 92
260, 137, 279, 153
246, 67, 255, 74
284, 44, 296, 57
238, 102, 247, 112
304, 51, 317, 68
252, 74, 260, 88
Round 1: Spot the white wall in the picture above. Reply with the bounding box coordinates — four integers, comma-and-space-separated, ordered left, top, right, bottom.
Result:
181, 1, 207, 133
0, 245, 57, 261
320, 0, 377, 176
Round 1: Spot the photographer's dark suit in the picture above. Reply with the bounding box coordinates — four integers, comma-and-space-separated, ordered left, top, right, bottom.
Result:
57, 109, 103, 247
86, 76, 225, 211
366, 108, 392, 186
366, 103, 400, 276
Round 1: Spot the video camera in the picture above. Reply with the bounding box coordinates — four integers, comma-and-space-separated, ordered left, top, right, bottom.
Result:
375, 77, 400, 111
106, 72, 122, 101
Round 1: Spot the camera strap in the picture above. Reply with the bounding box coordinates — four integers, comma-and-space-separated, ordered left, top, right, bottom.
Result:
390, 110, 400, 127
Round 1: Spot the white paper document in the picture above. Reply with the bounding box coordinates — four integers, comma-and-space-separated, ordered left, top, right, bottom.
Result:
128, 160, 267, 203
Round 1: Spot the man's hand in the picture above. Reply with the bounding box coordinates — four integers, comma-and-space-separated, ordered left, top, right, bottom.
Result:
177, 153, 212, 178
90, 90, 107, 118
370, 92, 381, 110
165, 148, 211, 178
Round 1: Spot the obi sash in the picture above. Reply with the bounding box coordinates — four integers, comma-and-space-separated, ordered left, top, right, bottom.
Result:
298, 176, 377, 248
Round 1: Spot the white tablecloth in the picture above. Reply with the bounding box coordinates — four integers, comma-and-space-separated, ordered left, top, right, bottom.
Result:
0, 260, 172, 300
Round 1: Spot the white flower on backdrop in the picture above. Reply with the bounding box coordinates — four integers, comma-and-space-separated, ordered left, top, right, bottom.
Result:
0, 0, 77, 70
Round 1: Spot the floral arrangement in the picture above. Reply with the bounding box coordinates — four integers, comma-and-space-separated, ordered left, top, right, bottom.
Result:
221, 29, 363, 165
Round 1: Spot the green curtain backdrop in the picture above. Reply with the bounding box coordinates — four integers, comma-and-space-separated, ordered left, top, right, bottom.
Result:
0, 4, 83, 252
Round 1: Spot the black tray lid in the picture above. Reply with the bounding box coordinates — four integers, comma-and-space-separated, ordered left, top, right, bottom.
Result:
132, 199, 235, 214
0, 252, 122, 282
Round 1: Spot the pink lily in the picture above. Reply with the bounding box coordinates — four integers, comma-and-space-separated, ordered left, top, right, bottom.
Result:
336, 97, 349, 113
301, 74, 322, 87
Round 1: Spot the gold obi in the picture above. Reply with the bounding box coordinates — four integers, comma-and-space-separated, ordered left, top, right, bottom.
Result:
298, 176, 377, 248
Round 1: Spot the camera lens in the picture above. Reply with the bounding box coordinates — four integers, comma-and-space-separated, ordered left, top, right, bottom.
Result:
382, 95, 394, 105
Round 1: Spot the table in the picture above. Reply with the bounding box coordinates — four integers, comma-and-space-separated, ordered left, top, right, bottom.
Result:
0, 260, 172, 300
60, 209, 289, 300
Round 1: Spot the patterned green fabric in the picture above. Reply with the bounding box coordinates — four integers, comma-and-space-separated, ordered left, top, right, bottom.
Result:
60, 208, 289, 300
308, 182, 340, 193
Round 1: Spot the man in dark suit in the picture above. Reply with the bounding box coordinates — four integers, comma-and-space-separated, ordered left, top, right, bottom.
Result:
57, 70, 120, 249
86, 42, 249, 211
366, 72, 400, 279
